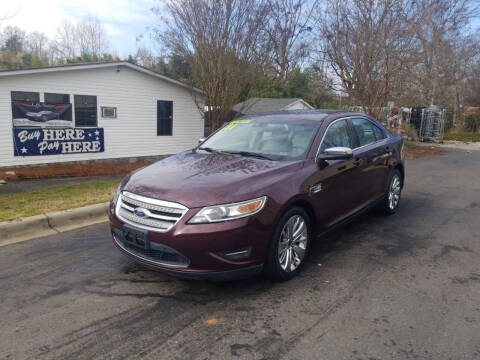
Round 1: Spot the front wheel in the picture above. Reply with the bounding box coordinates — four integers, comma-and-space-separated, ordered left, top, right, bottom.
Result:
264, 207, 311, 281
380, 169, 402, 215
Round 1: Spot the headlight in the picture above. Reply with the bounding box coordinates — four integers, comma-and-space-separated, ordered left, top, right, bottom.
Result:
188, 196, 266, 224
113, 182, 122, 203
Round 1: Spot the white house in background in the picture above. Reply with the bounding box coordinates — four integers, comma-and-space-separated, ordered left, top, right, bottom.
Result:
232, 97, 314, 116
0, 61, 204, 168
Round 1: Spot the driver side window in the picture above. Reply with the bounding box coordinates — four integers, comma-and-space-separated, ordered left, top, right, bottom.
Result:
320, 120, 353, 153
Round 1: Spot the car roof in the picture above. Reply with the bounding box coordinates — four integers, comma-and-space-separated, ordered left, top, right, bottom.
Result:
238, 109, 372, 122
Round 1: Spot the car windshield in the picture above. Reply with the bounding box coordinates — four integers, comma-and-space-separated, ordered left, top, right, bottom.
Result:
199, 118, 321, 161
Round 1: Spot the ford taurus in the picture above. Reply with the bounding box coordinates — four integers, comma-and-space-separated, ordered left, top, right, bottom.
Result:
109, 110, 404, 280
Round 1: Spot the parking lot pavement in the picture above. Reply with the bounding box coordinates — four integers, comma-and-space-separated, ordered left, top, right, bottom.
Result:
1, 149, 479, 360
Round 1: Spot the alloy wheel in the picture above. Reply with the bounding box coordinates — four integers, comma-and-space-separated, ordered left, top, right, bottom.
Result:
388, 174, 401, 210
277, 215, 308, 272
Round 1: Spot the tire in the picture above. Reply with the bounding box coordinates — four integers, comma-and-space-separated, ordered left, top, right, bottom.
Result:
380, 169, 403, 215
264, 206, 311, 281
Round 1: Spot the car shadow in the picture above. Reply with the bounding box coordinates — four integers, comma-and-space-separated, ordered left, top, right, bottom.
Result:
89, 195, 427, 304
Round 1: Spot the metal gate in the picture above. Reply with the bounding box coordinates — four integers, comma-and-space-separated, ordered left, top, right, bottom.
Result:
419, 106, 446, 142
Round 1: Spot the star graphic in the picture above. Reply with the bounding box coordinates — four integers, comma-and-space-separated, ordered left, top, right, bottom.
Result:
21, 147, 28, 154
94, 130, 100, 136
88, 133, 92, 137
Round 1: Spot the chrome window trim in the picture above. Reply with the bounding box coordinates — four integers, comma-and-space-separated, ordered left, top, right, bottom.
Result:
349, 117, 388, 150
315, 116, 388, 161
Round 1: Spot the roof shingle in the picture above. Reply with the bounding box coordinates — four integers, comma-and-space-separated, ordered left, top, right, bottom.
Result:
232, 98, 311, 114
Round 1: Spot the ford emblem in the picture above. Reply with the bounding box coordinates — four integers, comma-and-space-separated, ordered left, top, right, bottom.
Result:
134, 207, 150, 218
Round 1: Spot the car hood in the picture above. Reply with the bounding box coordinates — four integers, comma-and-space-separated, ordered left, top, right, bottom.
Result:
122, 150, 303, 208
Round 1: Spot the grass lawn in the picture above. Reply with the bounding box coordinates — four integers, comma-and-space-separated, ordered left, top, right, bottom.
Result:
443, 132, 480, 142
0, 179, 120, 222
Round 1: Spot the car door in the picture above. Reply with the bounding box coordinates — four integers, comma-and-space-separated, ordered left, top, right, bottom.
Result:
307, 118, 360, 229
349, 117, 391, 205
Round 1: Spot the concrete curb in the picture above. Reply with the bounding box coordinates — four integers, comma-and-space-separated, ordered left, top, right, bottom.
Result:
0, 202, 110, 247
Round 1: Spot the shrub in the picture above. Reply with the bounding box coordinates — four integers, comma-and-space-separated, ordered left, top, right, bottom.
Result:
443, 132, 480, 142
465, 115, 480, 132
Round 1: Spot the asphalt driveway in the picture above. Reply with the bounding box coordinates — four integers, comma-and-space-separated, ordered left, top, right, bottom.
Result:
1, 149, 479, 360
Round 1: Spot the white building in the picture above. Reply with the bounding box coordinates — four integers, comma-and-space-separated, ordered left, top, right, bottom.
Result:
0, 62, 204, 168
232, 97, 314, 116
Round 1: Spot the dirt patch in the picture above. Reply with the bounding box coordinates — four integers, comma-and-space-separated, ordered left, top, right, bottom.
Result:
405, 142, 444, 159
0, 161, 154, 182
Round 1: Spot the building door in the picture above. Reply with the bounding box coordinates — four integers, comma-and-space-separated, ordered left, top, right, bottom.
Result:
157, 100, 173, 136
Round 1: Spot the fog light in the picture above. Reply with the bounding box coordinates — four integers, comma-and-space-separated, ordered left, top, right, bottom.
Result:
220, 247, 252, 260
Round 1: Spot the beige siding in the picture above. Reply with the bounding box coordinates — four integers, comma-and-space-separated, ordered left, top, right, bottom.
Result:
0, 66, 204, 167
285, 101, 312, 111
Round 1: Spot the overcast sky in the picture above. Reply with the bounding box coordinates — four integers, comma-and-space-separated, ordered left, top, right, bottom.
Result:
1, 0, 160, 57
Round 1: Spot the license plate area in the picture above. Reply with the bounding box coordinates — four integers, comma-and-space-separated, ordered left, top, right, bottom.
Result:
122, 225, 149, 250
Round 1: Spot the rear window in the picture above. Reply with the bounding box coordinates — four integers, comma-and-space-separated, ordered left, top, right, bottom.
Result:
372, 123, 386, 140
351, 118, 377, 147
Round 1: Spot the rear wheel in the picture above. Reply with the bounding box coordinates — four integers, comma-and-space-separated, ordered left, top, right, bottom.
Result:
380, 169, 402, 215
264, 207, 311, 281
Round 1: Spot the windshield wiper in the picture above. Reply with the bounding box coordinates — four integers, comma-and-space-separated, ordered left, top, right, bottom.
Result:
226, 151, 274, 161
198, 147, 222, 154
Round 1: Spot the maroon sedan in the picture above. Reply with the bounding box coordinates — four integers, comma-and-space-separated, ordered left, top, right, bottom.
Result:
109, 110, 404, 280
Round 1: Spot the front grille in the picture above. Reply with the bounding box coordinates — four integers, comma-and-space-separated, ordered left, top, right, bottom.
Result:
116, 191, 188, 232
112, 230, 190, 267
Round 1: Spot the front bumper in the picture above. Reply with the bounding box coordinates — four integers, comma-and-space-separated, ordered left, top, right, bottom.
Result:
109, 200, 274, 280
142, 264, 264, 281
112, 234, 262, 280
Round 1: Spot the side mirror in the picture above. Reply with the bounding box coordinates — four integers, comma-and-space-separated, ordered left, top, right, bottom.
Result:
198, 137, 206, 145
317, 147, 353, 162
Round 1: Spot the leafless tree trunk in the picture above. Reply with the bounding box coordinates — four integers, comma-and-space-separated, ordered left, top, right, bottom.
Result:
266, 0, 317, 81
53, 20, 78, 60
448, 37, 480, 129
153, 0, 270, 131
0, 6, 18, 27
464, 55, 480, 109
407, 0, 478, 107
317, 0, 416, 119
25, 31, 50, 62
52, 17, 109, 61
76, 16, 109, 57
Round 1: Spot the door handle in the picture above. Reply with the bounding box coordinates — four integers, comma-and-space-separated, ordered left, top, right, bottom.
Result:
353, 158, 362, 167
384, 146, 393, 156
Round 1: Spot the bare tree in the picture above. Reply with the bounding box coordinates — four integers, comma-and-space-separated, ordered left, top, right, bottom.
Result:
318, 0, 416, 118
0, 26, 26, 53
440, 35, 480, 128
153, 0, 270, 131
76, 16, 109, 57
53, 20, 78, 60
53, 16, 109, 61
267, 0, 317, 81
464, 39, 480, 108
25, 31, 50, 61
0, 6, 19, 28
407, 0, 478, 107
